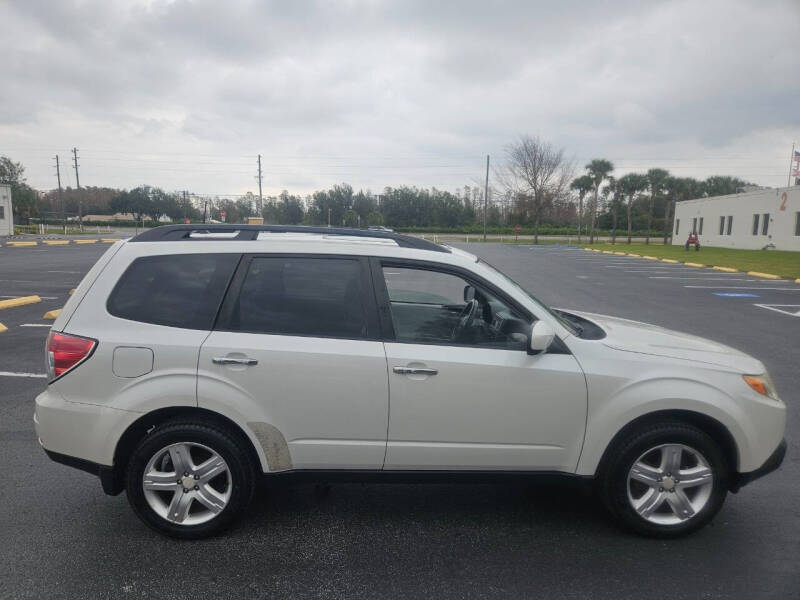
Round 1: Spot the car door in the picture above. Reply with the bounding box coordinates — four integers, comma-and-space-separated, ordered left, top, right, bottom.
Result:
374, 259, 587, 472
197, 254, 389, 470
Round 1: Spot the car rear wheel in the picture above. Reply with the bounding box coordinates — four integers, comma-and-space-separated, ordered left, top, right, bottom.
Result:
125, 420, 255, 539
598, 421, 729, 537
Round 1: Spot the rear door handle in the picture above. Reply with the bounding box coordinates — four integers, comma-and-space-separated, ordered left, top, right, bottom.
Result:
393, 366, 438, 376
212, 356, 258, 366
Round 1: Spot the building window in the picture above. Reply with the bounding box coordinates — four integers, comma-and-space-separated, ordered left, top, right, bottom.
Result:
699, 217, 704, 235
719, 216, 725, 235
726, 215, 733, 235
795, 212, 800, 236
692, 217, 697, 234
752, 214, 759, 235
675, 219, 680, 235
0, 206, 4, 220
762, 213, 769, 235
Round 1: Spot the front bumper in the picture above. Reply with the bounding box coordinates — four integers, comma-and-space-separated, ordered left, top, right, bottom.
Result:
731, 438, 787, 492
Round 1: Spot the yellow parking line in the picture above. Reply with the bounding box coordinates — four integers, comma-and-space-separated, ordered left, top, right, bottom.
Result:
101, 238, 122, 243
0, 296, 42, 310
0, 323, 7, 333
43, 240, 70, 246
69, 288, 76, 295
43, 309, 62, 320
6, 241, 38, 247
75, 239, 99, 244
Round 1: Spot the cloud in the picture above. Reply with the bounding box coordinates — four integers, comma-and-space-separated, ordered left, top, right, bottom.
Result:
1, 0, 798, 194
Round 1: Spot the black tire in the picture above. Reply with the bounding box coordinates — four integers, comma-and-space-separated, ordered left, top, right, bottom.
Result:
597, 421, 729, 538
125, 420, 256, 539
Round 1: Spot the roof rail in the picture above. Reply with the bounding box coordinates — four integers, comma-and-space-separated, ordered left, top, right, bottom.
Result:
129, 224, 450, 253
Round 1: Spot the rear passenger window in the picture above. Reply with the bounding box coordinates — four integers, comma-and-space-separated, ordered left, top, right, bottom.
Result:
107, 254, 239, 329
225, 257, 369, 338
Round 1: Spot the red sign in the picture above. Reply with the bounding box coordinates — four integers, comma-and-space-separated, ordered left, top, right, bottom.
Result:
514, 225, 521, 234
184, 219, 190, 224
220, 211, 227, 217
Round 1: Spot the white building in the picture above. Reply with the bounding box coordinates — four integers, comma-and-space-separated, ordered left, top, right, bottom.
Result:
0, 183, 13, 237
672, 186, 800, 251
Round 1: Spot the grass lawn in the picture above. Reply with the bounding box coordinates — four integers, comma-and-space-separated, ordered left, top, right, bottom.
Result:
581, 243, 800, 280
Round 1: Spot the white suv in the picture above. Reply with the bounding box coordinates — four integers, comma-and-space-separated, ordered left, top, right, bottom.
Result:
35, 225, 786, 539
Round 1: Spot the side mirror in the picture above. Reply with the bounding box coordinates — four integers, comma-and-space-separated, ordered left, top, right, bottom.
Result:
529, 320, 555, 354
463, 285, 476, 302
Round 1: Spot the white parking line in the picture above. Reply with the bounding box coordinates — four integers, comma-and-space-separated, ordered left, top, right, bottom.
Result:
0, 371, 47, 378
46, 270, 82, 274
0, 295, 59, 300
753, 304, 800, 317
20, 324, 52, 327
650, 277, 758, 281
684, 285, 799, 290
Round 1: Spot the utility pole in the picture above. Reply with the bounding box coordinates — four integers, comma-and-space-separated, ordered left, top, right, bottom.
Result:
72, 147, 82, 230
257, 154, 263, 214
203, 199, 208, 224
789, 143, 796, 188
483, 154, 490, 241
55, 155, 65, 234
328, 208, 331, 227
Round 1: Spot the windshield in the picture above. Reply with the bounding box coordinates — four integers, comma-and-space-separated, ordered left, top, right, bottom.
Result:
477, 259, 578, 336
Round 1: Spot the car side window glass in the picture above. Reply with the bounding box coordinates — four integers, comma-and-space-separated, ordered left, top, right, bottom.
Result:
107, 253, 239, 330
382, 266, 529, 349
229, 257, 369, 339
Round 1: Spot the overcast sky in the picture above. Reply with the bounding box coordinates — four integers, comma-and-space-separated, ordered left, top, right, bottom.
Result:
1, 0, 799, 197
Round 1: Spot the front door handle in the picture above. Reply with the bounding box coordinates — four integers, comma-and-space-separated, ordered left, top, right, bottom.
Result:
393, 366, 438, 376
212, 356, 258, 366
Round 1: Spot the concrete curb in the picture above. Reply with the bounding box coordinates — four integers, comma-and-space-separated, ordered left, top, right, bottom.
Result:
661, 258, 679, 263
642, 256, 659, 260
101, 238, 122, 243
43, 240, 70, 246
712, 266, 738, 273
6, 241, 38, 247
627, 253, 640, 257
0, 323, 7, 333
613, 251, 627, 255
685, 262, 705, 268
75, 239, 98, 245
43, 309, 62, 320
69, 288, 76, 295
747, 271, 782, 280
0, 295, 42, 310
796, 279, 800, 285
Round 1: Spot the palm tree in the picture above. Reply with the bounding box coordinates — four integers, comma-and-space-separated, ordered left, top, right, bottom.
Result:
617, 173, 649, 244
603, 177, 623, 244
645, 168, 669, 245
586, 159, 614, 243
570, 175, 593, 243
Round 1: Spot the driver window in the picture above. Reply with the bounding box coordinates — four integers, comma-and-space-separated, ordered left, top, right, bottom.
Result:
382, 266, 529, 349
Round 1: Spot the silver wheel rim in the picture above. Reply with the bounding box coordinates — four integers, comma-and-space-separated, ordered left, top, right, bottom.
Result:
627, 443, 714, 525
142, 442, 232, 526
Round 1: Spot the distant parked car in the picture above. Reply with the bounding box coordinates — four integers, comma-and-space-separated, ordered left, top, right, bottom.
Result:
36, 225, 785, 539
368, 225, 394, 232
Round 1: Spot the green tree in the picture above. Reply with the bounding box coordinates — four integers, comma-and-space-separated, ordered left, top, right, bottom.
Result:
0, 156, 40, 220
585, 159, 614, 243
570, 174, 594, 242
617, 173, 649, 244
645, 168, 670, 244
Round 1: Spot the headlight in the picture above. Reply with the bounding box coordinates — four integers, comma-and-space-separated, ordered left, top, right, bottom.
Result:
743, 374, 778, 400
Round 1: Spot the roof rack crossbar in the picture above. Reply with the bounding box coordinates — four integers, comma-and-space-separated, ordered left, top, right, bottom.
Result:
129, 224, 449, 253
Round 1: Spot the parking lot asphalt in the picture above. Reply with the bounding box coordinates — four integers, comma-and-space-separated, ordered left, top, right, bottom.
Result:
1, 242, 798, 599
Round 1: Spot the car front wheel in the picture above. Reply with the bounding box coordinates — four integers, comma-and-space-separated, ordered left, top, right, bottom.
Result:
598, 421, 729, 537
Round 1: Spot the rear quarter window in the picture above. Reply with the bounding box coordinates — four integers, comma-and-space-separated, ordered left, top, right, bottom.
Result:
107, 253, 239, 329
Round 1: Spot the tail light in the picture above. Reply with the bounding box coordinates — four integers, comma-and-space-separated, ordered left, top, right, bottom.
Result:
46, 332, 97, 381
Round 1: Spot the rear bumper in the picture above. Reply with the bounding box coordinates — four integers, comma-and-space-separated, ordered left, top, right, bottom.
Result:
44, 449, 124, 495
731, 438, 786, 492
